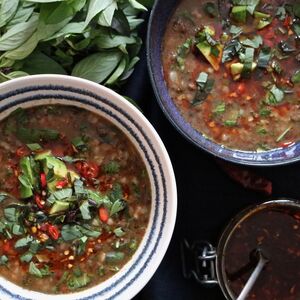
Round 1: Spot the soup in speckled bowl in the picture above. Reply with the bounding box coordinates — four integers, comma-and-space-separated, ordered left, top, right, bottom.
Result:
148, 0, 300, 165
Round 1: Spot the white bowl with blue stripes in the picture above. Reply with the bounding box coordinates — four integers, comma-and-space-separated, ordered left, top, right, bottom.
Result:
0, 75, 177, 300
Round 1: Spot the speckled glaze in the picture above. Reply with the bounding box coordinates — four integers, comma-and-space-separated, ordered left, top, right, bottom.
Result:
147, 0, 300, 166
0, 75, 177, 300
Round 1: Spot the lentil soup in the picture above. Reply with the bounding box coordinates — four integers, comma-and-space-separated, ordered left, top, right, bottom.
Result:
162, 0, 300, 151
0, 105, 151, 294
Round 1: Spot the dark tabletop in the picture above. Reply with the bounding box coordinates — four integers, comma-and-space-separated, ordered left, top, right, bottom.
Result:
121, 13, 300, 300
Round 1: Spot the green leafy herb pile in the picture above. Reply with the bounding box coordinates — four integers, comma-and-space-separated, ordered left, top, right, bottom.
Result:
0, 0, 151, 86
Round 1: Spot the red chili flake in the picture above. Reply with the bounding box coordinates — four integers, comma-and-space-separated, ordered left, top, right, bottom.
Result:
123, 184, 130, 200
48, 225, 60, 240
75, 161, 99, 179
35, 194, 45, 209
215, 159, 272, 195
99, 206, 109, 223
40, 173, 47, 188
56, 179, 68, 189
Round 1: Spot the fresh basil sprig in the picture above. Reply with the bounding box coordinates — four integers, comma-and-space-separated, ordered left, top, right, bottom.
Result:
0, 0, 150, 87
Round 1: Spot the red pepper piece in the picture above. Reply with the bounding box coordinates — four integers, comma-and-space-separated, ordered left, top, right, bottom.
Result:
56, 180, 68, 189
75, 161, 99, 179
16, 146, 30, 157
99, 206, 109, 223
40, 223, 49, 232
216, 159, 272, 195
40, 173, 47, 188
283, 15, 291, 28
48, 225, 60, 240
35, 194, 44, 209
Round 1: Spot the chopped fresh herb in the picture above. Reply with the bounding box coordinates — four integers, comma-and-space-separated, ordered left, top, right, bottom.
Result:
192, 72, 215, 105
79, 201, 92, 220
230, 25, 243, 37
67, 273, 91, 290
257, 47, 272, 68
14, 236, 33, 249
203, 2, 218, 17
4, 207, 19, 223
29, 262, 51, 278
108, 183, 123, 203
0, 193, 8, 203
61, 225, 101, 242
110, 199, 127, 216
257, 127, 267, 135
0, 255, 8, 265
71, 136, 87, 151
259, 108, 271, 117
213, 103, 226, 114
224, 120, 237, 127
240, 35, 262, 48
292, 70, 300, 84
26, 144, 42, 151
103, 161, 120, 174
222, 39, 241, 63
176, 38, 193, 70
105, 251, 125, 263
17, 127, 59, 143
20, 252, 33, 263
98, 266, 105, 276
114, 227, 126, 237
265, 85, 285, 105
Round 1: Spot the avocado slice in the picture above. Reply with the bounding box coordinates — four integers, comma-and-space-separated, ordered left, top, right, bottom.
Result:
231, 6, 247, 23
196, 42, 223, 71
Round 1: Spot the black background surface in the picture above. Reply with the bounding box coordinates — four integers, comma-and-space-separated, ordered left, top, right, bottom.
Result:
121, 14, 300, 300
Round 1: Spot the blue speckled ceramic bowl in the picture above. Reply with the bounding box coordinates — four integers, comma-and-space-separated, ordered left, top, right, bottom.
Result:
147, 0, 300, 166
0, 75, 177, 300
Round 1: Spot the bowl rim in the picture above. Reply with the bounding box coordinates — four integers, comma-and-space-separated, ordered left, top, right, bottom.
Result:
0, 74, 177, 300
146, 0, 300, 167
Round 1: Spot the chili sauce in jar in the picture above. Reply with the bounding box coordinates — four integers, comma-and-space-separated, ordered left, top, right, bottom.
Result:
218, 200, 300, 300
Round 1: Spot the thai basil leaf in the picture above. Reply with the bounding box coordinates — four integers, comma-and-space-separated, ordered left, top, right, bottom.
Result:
0, 14, 38, 51
98, 2, 117, 27
129, 0, 147, 11
71, 51, 122, 83
21, 51, 67, 75
0, 0, 19, 28
6, 4, 35, 28
84, 0, 114, 28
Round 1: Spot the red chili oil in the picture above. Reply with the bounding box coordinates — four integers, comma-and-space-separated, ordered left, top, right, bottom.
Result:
222, 203, 300, 300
